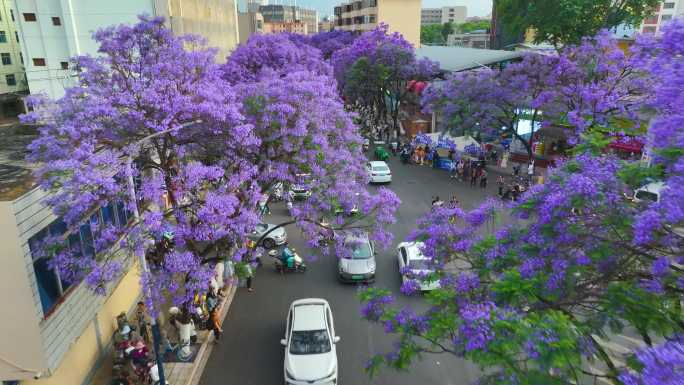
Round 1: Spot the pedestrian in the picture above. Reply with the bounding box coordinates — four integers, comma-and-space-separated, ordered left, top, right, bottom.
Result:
513, 163, 520, 176
497, 175, 505, 196
390, 140, 398, 155
480, 169, 488, 189
457, 160, 464, 181
245, 262, 254, 292
527, 161, 534, 182
135, 301, 151, 344
449, 160, 457, 178
512, 184, 521, 201
209, 306, 223, 342
110, 367, 134, 385
470, 167, 479, 187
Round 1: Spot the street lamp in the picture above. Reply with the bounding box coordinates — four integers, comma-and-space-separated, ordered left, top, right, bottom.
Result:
125, 120, 201, 385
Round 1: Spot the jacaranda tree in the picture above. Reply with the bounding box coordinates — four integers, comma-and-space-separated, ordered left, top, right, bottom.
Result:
362, 22, 684, 385
26, 16, 399, 316
332, 24, 438, 140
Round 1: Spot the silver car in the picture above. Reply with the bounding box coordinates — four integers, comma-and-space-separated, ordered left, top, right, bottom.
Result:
338, 232, 376, 283
248, 223, 288, 249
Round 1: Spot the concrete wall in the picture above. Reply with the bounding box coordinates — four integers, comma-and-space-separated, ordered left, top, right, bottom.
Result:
14, 0, 238, 100
0, 187, 141, 384
162, 0, 239, 62
0, 201, 46, 381
378, 0, 421, 47
20, 266, 140, 385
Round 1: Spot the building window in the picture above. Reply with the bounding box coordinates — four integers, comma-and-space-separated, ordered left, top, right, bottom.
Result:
642, 26, 657, 34
5, 74, 16, 86
663, 2, 675, 9
661, 14, 673, 21
28, 201, 131, 316
52, 16, 61, 26
10, 9, 14, 21
14, 31, 18, 42
1, 53, 11, 65
32, 57, 45, 66
23, 13, 37, 22
0, 31, 6, 43
61, 61, 68, 70
19, 52, 23, 64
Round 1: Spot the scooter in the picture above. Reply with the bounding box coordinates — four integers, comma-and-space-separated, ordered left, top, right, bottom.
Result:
269, 247, 307, 273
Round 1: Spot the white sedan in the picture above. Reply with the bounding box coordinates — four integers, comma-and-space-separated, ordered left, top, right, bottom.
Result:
282, 298, 339, 385
366, 161, 392, 183
397, 242, 440, 292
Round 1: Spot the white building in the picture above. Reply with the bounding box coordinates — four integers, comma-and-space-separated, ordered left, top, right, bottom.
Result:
421, 6, 467, 25
640, 0, 684, 35
12, 0, 239, 101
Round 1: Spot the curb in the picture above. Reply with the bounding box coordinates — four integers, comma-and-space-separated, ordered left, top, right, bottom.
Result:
185, 283, 237, 385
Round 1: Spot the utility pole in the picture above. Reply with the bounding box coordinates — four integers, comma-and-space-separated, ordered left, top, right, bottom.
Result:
125, 120, 201, 385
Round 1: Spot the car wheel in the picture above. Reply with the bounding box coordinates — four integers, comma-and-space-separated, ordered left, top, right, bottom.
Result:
263, 238, 276, 249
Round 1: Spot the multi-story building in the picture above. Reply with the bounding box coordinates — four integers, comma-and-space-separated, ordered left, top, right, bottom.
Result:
640, 0, 683, 35
264, 21, 308, 34
447, 31, 490, 49
0, 124, 142, 385
0, 0, 27, 119
421, 6, 467, 25
319, 17, 334, 32
12, 0, 239, 101
246, 0, 267, 13
258, 4, 318, 34
334, 0, 421, 46
238, 11, 264, 44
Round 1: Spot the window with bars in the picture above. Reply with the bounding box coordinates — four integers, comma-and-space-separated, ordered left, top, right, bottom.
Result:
1, 53, 11, 65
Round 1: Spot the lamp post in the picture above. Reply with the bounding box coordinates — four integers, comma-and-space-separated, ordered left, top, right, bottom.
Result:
125, 120, 201, 385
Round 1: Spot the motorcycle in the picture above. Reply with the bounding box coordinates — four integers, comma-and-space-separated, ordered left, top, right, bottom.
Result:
269, 247, 307, 273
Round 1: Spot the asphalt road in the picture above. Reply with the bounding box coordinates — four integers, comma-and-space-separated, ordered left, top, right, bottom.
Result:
200, 154, 501, 385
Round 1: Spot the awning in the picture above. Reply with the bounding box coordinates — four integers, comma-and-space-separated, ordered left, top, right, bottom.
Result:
609, 138, 644, 153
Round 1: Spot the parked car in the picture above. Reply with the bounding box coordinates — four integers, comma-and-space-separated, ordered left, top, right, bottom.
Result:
338, 232, 376, 283
633, 181, 665, 204
396, 242, 440, 292
366, 161, 392, 184
248, 223, 287, 249
281, 298, 339, 385
289, 174, 312, 201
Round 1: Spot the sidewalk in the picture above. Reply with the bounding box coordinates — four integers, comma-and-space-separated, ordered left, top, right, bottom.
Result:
89, 284, 236, 385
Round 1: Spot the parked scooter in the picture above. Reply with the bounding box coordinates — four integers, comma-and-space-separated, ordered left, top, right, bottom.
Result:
269, 247, 307, 273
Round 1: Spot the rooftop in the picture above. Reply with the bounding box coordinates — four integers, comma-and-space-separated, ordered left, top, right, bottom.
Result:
0, 123, 38, 201
416, 45, 525, 72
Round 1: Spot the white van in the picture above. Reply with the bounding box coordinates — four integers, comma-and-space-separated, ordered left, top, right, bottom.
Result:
633, 182, 665, 203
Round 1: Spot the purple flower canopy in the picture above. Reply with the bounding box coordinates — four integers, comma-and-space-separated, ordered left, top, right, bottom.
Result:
25, 15, 400, 315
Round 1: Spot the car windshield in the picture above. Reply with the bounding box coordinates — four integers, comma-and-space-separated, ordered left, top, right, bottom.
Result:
255, 223, 268, 233
372, 165, 389, 172
346, 241, 372, 259
409, 259, 431, 271
635, 190, 658, 202
289, 330, 331, 355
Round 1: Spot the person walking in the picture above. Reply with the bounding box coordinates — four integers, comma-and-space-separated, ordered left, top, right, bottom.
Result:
527, 161, 535, 183
209, 306, 223, 343
497, 175, 505, 196
457, 160, 464, 181
135, 301, 151, 344
245, 262, 254, 292
470, 167, 479, 187
449, 159, 457, 178
480, 169, 488, 189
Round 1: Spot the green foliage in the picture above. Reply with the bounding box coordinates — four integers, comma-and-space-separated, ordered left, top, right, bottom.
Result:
618, 162, 664, 189
497, 0, 661, 46
421, 24, 445, 45
457, 20, 491, 33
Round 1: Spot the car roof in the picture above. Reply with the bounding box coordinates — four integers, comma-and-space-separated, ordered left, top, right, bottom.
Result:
339, 231, 370, 243
636, 181, 665, 193
369, 161, 388, 167
292, 301, 328, 331
399, 242, 427, 261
